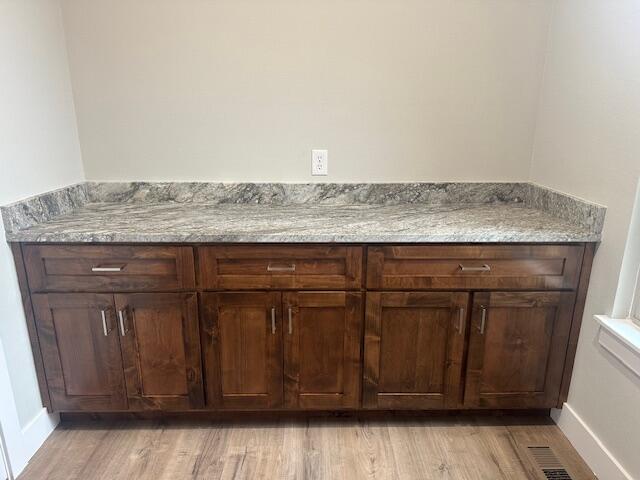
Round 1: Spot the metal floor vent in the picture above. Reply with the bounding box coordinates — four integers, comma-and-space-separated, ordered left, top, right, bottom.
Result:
528, 446, 573, 480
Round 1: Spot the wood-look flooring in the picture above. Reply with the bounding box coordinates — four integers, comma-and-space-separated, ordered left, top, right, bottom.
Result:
18, 416, 596, 480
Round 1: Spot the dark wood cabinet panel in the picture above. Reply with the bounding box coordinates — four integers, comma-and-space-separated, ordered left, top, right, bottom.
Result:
367, 245, 584, 290
10, 243, 52, 411
198, 246, 362, 290
24, 245, 195, 292
114, 293, 204, 410
363, 292, 469, 409
16, 242, 594, 414
32, 293, 127, 411
283, 292, 362, 409
558, 242, 596, 407
464, 291, 575, 409
201, 292, 284, 409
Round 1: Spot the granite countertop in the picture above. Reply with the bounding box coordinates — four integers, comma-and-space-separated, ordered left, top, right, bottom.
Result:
2, 201, 601, 243
1, 182, 605, 243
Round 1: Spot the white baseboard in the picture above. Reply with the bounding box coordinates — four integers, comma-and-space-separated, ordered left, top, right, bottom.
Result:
9, 408, 58, 478
20, 408, 59, 465
552, 403, 632, 480
0, 339, 58, 479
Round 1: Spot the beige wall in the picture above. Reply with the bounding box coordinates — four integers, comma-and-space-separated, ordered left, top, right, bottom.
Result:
0, 0, 83, 473
3, 0, 639, 475
531, 1, 640, 477
60, 0, 553, 182
0, 0, 84, 428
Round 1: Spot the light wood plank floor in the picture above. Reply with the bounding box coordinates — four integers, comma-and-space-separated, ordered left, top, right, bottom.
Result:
18, 416, 596, 480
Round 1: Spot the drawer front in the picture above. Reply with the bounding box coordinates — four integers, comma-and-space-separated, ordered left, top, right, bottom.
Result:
24, 245, 195, 292
198, 246, 363, 290
367, 245, 584, 290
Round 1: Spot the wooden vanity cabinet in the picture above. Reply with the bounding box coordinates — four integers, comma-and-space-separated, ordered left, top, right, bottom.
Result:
463, 291, 576, 409
14, 242, 594, 414
200, 291, 363, 410
362, 290, 578, 410
32, 293, 128, 411
362, 243, 592, 411
114, 293, 204, 410
283, 291, 362, 409
31, 291, 204, 412
366, 245, 583, 290
198, 245, 362, 290
23, 245, 195, 292
200, 292, 284, 409
363, 292, 468, 409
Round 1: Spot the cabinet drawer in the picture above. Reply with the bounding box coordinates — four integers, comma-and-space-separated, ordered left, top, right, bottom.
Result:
367, 245, 584, 290
24, 245, 195, 292
198, 246, 363, 290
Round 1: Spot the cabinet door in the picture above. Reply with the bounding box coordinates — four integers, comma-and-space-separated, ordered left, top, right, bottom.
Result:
363, 292, 468, 409
283, 292, 362, 409
201, 292, 283, 409
32, 293, 127, 411
464, 291, 575, 409
114, 293, 204, 410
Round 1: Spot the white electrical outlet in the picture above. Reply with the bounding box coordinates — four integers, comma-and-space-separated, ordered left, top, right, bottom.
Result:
312, 149, 328, 176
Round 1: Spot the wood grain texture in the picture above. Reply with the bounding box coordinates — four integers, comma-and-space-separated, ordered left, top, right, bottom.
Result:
31, 293, 127, 411
23, 245, 195, 292
367, 245, 584, 290
18, 416, 596, 480
464, 291, 576, 409
200, 292, 284, 409
114, 293, 204, 410
363, 292, 469, 410
197, 245, 363, 290
17, 242, 594, 415
558, 242, 596, 406
9, 243, 52, 411
283, 291, 363, 409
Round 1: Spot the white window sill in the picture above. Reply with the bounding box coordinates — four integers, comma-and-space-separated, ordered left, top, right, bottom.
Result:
595, 315, 640, 378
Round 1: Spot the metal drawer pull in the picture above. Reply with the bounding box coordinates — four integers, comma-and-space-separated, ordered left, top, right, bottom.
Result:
458, 263, 491, 272
479, 305, 487, 334
100, 310, 110, 336
266, 263, 296, 272
288, 307, 293, 335
271, 307, 276, 334
91, 265, 124, 272
117, 310, 128, 337
459, 264, 491, 272
458, 307, 465, 334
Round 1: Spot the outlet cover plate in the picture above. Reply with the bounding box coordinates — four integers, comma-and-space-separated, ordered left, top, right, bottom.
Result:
312, 149, 328, 175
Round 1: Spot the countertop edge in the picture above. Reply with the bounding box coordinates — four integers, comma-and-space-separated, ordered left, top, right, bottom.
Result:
6, 233, 602, 244
1, 182, 606, 244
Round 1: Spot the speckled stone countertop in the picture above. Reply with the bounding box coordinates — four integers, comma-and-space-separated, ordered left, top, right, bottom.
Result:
1, 182, 605, 243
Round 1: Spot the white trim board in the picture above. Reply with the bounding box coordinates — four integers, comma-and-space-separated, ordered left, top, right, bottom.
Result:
552, 403, 632, 480
0, 340, 58, 478
595, 315, 640, 378
0, 440, 7, 480
0, 421, 11, 480
17, 408, 58, 471
0, 406, 57, 479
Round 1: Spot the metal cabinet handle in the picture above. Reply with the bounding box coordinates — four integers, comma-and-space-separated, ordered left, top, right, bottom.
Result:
271, 307, 276, 334
91, 265, 124, 272
459, 264, 491, 272
458, 307, 465, 335
266, 263, 296, 272
479, 305, 487, 334
117, 310, 128, 337
100, 310, 110, 336
288, 307, 293, 335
